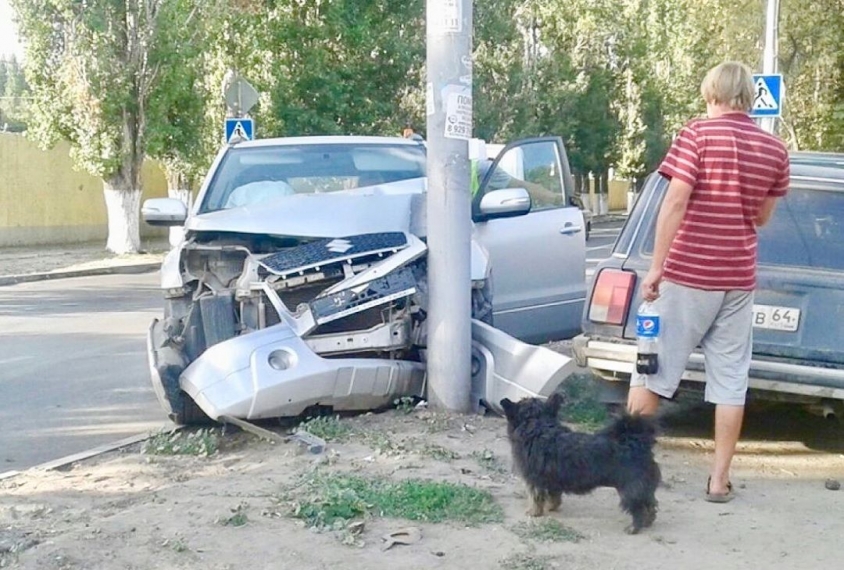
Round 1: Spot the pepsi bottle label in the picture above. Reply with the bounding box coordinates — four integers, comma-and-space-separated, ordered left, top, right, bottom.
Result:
636, 315, 660, 337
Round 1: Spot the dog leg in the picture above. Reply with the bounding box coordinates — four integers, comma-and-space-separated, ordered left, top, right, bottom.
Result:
526, 486, 546, 517
546, 492, 562, 512
619, 484, 657, 534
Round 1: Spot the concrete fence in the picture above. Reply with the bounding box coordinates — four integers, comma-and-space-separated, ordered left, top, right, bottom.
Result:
0, 132, 168, 247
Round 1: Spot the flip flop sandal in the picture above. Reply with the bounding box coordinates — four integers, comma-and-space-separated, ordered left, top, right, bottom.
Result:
705, 476, 734, 503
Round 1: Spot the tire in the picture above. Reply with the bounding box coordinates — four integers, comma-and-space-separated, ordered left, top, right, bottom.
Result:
171, 391, 213, 426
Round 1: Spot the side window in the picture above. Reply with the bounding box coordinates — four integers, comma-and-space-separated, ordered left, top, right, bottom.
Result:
640, 181, 844, 271
478, 140, 566, 212
758, 186, 844, 270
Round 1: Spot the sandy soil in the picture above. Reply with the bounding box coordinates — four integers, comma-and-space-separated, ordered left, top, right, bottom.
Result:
1, 402, 843, 570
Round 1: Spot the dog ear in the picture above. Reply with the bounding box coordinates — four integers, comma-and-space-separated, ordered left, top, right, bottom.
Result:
546, 392, 565, 414
499, 398, 516, 418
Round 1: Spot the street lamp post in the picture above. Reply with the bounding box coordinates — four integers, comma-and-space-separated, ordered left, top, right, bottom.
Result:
425, 0, 474, 413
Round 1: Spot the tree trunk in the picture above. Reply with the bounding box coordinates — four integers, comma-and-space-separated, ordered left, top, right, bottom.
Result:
165, 169, 193, 247
103, 178, 142, 255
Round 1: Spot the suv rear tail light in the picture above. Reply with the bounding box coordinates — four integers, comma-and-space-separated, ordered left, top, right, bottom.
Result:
589, 269, 636, 325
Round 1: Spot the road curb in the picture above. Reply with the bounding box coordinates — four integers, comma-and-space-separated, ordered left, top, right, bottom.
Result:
0, 262, 161, 287
0, 424, 180, 481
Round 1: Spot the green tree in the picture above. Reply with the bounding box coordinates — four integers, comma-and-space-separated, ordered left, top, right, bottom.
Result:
12, 0, 205, 254
0, 55, 30, 132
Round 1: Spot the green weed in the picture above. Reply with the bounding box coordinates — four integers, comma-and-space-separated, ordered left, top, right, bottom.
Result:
142, 428, 220, 457
511, 518, 584, 543
297, 415, 352, 442
290, 471, 503, 529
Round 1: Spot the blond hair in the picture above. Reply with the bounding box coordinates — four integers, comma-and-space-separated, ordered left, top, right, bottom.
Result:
700, 62, 755, 111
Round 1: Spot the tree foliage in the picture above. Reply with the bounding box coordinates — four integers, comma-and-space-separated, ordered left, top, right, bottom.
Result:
10, 0, 844, 248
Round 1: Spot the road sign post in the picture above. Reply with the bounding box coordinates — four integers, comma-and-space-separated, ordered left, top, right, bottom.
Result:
758, 0, 781, 133
222, 72, 259, 142
425, 0, 473, 413
750, 74, 783, 120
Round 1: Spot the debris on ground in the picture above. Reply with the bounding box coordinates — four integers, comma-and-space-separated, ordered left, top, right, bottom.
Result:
381, 527, 422, 551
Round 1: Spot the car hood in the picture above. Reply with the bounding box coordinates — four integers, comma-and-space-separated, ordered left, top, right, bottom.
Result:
185, 178, 428, 238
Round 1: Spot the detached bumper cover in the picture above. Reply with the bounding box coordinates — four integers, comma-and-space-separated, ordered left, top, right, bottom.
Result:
147, 317, 577, 421
178, 322, 426, 420
572, 333, 844, 400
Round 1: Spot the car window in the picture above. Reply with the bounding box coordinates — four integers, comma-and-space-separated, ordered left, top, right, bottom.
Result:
477, 140, 565, 212
200, 144, 427, 212
758, 186, 844, 271
639, 182, 844, 271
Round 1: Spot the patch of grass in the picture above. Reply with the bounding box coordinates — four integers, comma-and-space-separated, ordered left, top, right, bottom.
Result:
393, 396, 417, 414
421, 443, 460, 462
472, 448, 509, 474
359, 430, 408, 456
556, 373, 609, 428
160, 537, 189, 553
297, 415, 351, 442
290, 471, 503, 529
424, 413, 453, 433
217, 503, 249, 527
511, 519, 584, 543
141, 428, 220, 456
499, 552, 556, 570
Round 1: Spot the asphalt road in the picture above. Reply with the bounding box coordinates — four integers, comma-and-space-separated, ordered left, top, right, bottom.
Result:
0, 220, 624, 473
586, 219, 624, 279
0, 272, 167, 473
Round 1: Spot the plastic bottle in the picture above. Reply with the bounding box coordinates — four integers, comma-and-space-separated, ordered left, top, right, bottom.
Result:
635, 301, 660, 374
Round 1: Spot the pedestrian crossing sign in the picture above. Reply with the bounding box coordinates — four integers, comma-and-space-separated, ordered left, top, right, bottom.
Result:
750, 74, 782, 118
225, 117, 254, 143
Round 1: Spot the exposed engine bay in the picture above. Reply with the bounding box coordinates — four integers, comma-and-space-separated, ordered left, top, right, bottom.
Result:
148, 229, 531, 424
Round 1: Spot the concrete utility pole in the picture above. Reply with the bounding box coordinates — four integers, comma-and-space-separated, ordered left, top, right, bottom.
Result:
760, 0, 780, 134
425, 0, 473, 413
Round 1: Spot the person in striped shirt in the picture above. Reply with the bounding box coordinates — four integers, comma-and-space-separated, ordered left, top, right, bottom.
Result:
626, 61, 790, 503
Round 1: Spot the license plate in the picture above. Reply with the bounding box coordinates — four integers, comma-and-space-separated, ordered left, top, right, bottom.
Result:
752, 304, 801, 332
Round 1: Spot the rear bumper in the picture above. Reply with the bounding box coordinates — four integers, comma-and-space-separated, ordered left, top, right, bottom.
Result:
572, 333, 844, 401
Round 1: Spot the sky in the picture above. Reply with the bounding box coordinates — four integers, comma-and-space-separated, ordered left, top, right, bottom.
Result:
0, 0, 24, 60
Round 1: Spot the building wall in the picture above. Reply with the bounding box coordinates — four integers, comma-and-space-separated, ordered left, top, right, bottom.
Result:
0, 132, 168, 247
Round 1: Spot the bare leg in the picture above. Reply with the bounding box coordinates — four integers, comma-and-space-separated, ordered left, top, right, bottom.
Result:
710, 404, 744, 494
627, 386, 661, 416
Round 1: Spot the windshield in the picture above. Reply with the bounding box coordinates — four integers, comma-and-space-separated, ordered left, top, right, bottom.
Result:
200, 143, 427, 212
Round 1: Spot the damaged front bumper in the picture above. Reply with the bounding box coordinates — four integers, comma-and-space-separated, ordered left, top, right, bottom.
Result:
148, 317, 575, 422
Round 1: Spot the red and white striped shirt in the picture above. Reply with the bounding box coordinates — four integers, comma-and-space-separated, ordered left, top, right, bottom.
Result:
658, 113, 789, 291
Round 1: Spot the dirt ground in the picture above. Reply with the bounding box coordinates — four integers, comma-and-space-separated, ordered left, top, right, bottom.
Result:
1, 398, 843, 570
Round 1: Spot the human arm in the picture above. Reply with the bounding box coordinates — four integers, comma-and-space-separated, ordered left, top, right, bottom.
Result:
755, 196, 779, 227
642, 178, 694, 301
756, 152, 790, 227
641, 122, 700, 301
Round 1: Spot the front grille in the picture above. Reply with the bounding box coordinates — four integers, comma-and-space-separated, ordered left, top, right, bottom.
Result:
258, 232, 408, 276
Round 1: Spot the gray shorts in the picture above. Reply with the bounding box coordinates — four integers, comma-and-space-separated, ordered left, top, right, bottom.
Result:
630, 280, 753, 406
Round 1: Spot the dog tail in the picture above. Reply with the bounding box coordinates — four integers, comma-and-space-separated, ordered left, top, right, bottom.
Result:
602, 413, 658, 448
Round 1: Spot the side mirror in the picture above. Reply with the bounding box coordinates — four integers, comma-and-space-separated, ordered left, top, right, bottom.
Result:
142, 198, 188, 227
478, 188, 531, 220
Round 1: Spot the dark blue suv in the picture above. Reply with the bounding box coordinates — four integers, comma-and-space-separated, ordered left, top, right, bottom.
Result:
572, 152, 844, 418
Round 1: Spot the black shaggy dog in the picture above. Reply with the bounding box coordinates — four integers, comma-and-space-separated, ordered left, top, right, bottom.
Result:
500, 393, 661, 534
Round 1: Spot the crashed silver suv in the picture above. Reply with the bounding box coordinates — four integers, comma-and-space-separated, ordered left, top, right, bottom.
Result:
142, 136, 585, 424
